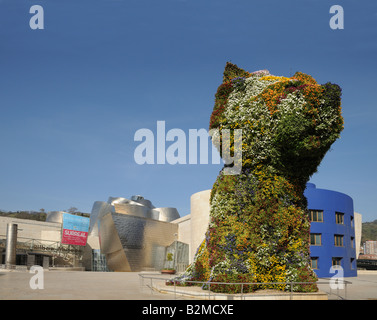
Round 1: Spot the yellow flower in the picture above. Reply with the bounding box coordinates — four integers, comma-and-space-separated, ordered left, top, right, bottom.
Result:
260, 75, 290, 82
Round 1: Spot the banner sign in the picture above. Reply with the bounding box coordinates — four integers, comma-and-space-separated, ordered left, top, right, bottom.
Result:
61, 213, 90, 246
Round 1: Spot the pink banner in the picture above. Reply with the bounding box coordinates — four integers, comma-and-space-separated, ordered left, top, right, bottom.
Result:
61, 229, 88, 246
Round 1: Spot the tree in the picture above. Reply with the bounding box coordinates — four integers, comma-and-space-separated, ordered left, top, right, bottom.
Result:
67, 207, 79, 214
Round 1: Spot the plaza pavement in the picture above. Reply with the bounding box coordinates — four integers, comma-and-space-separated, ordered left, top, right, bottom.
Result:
0, 270, 168, 300
0, 269, 376, 300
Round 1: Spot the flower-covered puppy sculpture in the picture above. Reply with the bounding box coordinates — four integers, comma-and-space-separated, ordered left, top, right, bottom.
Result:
175, 62, 343, 293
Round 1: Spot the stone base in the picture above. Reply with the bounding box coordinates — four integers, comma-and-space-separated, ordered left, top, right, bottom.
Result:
153, 281, 328, 300
161, 269, 176, 275
49, 267, 85, 271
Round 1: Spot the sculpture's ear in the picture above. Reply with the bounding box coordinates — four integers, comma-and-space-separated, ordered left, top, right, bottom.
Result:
223, 62, 250, 82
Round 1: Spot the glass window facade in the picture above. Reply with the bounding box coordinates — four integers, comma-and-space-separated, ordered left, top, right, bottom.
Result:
91, 249, 109, 272
334, 235, 344, 247
336, 212, 344, 225
310, 233, 322, 246
310, 210, 323, 222
332, 257, 342, 267
311, 257, 319, 269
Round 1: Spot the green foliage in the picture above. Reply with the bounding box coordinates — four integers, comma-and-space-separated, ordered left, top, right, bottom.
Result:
207, 273, 258, 294
0, 209, 89, 221
0, 210, 47, 221
362, 220, 377, 243
222, 62, 251, 83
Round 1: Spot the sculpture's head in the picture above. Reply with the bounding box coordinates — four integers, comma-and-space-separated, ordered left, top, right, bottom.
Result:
210, 62, 343, 181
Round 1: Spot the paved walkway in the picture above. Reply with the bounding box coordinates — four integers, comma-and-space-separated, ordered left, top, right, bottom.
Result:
327, 271, 377, 300
0, 270, 174, 300
0, 269, 377, 300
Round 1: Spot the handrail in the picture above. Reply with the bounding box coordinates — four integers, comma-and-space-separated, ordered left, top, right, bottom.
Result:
138, 273, 351, 300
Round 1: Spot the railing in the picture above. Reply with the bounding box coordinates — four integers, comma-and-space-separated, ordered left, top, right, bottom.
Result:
0, 263, 85, 271
0, 264, 28, 271
0, 238, 84, 254
138, 273, 352, 300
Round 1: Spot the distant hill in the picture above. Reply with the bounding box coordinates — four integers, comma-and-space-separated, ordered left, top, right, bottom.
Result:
0, 210, 90, 222
0, 210, 47, 221
361, 220, 377, 243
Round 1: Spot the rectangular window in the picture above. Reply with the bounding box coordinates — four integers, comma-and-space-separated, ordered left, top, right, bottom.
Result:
350, 258, 355, 270
310, 233, 322, 246
351, 237, 355, 248
350, 216, 354, 228
311, 257, 319, 269
334, 234, 344, 247
309, 210, 323, 222
336, 212, 344, 225
332, 257, 342, 267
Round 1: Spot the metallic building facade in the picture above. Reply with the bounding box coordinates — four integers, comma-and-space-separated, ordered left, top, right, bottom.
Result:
89, 195, 188, 272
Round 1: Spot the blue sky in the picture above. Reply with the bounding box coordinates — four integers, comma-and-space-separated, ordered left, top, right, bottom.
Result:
0, 0, 376, 222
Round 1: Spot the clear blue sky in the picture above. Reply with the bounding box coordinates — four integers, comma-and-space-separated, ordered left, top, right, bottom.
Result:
0, 0, 376, 222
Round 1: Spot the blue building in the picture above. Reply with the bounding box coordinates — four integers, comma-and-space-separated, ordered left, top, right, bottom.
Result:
305, 183, 357, 278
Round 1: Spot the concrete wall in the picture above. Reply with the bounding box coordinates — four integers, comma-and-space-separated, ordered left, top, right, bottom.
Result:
171, 190, 211, 264
0, 216, 61, 245
354, 212, 362, 258
172, 214, 191, 260
190, 190, 211, 263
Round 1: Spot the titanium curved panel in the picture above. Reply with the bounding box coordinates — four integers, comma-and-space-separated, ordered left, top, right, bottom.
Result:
108, 197, 144, 206
105, 250, 131, 272
142, 218, 178, 269
107, 197, 129, 205
113, 203, 151, 219
150, 209, 160, 220
89, 201, 112, 236
112, 213, 147, 270
46, 211, 65, 224
99, 212, 131, 271
132, 198, 154, 209
155, 207, 180, 222
108, 196, 154, 209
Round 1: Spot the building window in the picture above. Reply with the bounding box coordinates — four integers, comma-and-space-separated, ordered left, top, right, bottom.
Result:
335, 212, 344, 225
92, 249, 109, 272
310, 233, 322, 246
350, 258, 355, 270
311, 257, 319, 269
351, 237, 355, 248
332, 257, 342, 267
334, 234, 344, 247
350, 216, 354, 228
309, 210, 323, 222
